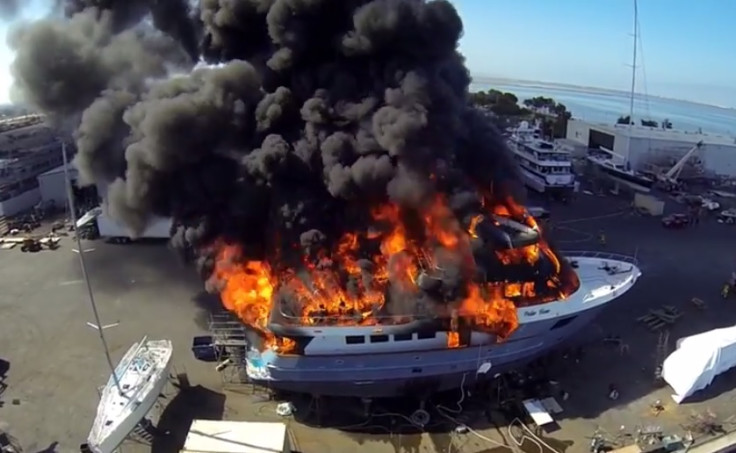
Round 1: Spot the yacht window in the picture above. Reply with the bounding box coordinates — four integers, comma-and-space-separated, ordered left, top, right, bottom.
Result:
345, 335, 365, 344
551, 316, 577, 330
370, 334, 389, 343
393, 333, 413, 341
417, 331, 436, 340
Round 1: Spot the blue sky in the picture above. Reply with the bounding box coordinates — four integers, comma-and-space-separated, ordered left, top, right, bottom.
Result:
0, 1, 734, 107
453, 0, 736, 108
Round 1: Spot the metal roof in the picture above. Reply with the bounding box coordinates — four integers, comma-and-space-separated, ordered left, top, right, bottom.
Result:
573, 120, 736, 147
37, 162, 77, 178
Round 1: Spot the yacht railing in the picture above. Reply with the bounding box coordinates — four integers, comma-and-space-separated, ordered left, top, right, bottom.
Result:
560, 250, 639, 266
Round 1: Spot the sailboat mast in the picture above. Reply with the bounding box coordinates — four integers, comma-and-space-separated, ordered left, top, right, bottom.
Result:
628, 0, 638, 129
61, 142, 123, 394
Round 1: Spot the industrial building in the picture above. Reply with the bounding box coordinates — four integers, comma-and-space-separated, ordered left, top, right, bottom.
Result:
0, 124, 64, 216
566, 119, 736, 178
37, 162, 79, 206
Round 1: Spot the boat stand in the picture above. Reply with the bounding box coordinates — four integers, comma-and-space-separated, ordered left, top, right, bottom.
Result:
313, 394, 323, 425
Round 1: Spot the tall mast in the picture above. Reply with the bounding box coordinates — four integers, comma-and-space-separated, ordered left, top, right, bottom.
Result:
628, 0, 638, 130
62, 141, 123, 394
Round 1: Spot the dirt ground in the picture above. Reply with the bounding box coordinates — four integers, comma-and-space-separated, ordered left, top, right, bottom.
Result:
1, 188, 736, 453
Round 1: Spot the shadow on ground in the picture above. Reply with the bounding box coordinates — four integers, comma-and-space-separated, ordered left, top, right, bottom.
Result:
73, 239, 199, 294
151, 385, 226, 453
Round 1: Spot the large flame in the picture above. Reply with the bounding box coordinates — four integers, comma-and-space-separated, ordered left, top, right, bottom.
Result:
209, 194, 578, 353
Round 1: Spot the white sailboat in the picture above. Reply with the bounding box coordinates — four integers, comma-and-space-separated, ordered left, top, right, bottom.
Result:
86, 337, 173, 453
60, 143, 174, 453
586, 0, 654, 193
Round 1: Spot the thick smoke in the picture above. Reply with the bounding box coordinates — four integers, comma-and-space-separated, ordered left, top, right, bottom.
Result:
10, 0, 524, 295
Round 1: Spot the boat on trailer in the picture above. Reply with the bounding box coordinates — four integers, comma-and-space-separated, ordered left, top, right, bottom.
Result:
85, 337, 173, 453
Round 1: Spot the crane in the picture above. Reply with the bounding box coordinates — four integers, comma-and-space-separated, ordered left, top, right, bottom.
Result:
656, 140, 704, 190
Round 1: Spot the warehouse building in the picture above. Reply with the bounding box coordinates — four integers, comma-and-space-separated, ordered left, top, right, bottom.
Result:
37, 161, 100, 214
0, 138, 63, 216
37, 162, 78, 206
566, 119, 736, 178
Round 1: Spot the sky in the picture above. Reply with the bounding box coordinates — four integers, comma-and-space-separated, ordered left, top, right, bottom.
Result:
453, 0, 736, 108
0, 1, 734, 107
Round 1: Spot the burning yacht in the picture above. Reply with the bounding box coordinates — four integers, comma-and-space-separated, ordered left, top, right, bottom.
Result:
211, 196, 641, 398
12, 0, 642, 399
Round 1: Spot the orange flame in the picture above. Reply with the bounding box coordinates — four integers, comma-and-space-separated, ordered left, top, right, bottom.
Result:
209, 192, 579, 354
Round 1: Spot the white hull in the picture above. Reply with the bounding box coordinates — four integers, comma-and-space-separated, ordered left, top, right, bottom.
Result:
519, 167, 575, 194
87, 338, 173, 453
587, 156, 653, 193
245, 252, 642, 397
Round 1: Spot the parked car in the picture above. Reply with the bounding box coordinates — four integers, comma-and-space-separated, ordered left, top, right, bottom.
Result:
718, 209, 736, 224
661, 213, 689, 229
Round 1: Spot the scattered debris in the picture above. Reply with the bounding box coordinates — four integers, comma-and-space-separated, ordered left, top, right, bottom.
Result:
276, 402, 295, 417
691, 297, 707, 310
650, 400, 665, 416
684, 410, 727, 436
637, 306, 682, 331
608, 384, 620, 400
0, 422, 23, 453
0, 235, 60, 252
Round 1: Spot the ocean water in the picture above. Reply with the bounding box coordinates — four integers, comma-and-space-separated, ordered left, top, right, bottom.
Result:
470, 80, 736, 136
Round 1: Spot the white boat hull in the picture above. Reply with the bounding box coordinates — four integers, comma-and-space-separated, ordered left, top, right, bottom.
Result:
87, 339, 173, 453
519, 167, 575, 195
246, 252, 642, 397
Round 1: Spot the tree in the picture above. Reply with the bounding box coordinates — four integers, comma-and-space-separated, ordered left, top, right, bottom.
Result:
469, 89, 530, 116
521, 96, 571, 138
522, 96, 556, 109
616, 115, 632, 125
641, 119, 658, 127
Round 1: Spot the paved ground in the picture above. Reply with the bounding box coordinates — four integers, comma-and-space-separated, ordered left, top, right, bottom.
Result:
1, 187, 736, 452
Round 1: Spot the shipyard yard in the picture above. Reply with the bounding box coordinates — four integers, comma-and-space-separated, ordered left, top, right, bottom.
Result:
0, 190, 734, 453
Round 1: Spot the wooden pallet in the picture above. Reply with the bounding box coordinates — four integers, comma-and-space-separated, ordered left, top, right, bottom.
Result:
637, 306, 683, 331
691, 297, 706, 310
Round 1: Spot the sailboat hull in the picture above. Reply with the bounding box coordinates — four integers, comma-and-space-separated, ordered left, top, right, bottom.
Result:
87, 339, 173, 453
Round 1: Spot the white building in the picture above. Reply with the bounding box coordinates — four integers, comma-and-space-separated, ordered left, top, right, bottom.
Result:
0, 141, 64, 216
37, 162, 78, 206
566, 119, 736, 178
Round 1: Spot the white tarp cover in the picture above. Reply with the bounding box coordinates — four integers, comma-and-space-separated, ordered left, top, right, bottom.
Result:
662, 324, 736, 404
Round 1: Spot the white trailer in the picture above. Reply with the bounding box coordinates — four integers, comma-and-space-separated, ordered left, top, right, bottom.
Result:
76, 206, 172, 242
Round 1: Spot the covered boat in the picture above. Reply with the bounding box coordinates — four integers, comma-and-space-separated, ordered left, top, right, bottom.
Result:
663, 325, 736, 403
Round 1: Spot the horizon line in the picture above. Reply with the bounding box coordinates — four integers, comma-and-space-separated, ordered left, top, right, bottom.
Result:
469, 75, 736, 111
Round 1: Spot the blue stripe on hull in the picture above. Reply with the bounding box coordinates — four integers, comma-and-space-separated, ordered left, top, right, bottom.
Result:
249, 303, 605, 397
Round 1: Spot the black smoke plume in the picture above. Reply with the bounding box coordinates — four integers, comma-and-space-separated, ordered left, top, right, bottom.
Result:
10, 0, 530, 308
0, 0, 21, 18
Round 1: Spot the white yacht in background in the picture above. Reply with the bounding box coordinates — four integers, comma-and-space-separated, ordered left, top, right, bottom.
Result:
86, 338, 173, 453
507, 121, 577, 198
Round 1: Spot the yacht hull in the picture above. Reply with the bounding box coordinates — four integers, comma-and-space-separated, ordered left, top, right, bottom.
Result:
248, 301, 604, 398
520, 167, 575, 197
587, 157, 653, 193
